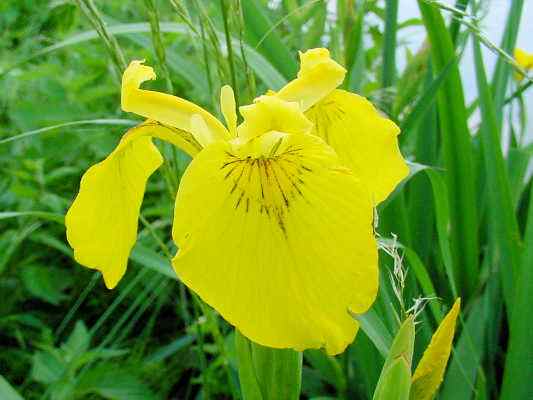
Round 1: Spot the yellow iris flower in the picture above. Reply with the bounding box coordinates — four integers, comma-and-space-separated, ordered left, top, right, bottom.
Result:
514, 48, 533, 81
65, 48, 408, 355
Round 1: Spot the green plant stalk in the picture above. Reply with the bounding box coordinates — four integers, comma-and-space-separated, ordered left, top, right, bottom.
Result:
418, 1, 479, 298
472, 37, 520, 308
75, 0, 126, 74
144, 0, 173, 93
55, 272, 99, 340
235, 331, 302, 400
220, 0, 240, 108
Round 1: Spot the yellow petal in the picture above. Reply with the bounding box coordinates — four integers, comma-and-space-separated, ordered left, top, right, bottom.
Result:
65, 122, 200, 288
220, 85, 238, 137
171, 131, 378, 355
121, 60, 229, 144
305, 89, 409, 204
276, 48, 346, 112
411, 299, 461, 400
237, 96, 312, 141
514, 48, 533, 80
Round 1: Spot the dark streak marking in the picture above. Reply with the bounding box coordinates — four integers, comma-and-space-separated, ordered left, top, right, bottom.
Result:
235, 190, 245, 209
224, 164, 239, 179
270, 163, 290, 207
221, 159, 241, 170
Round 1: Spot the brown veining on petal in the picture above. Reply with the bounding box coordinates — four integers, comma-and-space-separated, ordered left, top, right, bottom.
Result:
219, 143, 312, 237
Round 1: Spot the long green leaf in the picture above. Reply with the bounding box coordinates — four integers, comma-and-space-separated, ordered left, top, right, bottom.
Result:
472, 36, 521, 307
424, 170, 458, 298
382, 0, 398, 93
500, 184, 533, 399
354, 308, 394, 358
240, 0, 297, 79
0, 119, 136, 145
418, 1, 478, 297
0, 211, 65, 224
7, 22, 286, 92
491, 0, 524, 129
440, 294, 487, 399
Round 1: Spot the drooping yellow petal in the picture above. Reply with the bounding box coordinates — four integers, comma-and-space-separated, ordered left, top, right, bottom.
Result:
276, 48, 346, 112
65, 121, 201, 288
237, 96, 312, 141
514, 48, 533, 81
305, 89, 409, 204
121, 60, 229, 144
171, 130, 378, 355
220, 85, 238, 137
410, 299, 461, 400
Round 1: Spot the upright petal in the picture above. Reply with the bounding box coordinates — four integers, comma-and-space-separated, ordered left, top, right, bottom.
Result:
276, 48, 346, 112
121, 60, 230, 144
220, 85, 238, 138
305, 89, 409, 204
171, 131, 378, 355
410, 299, 461, 400
65, 122, 201, 288
237, 96, 313, 141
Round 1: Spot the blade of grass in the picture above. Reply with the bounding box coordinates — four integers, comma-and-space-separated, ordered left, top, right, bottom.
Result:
219, 0, 239, 106
353, 308, 394, 358
424, 169, 458, 298
9, 22, 286, 92
0, 119, 136, 145
500, 183, 533, 399
144, 0, 173, 93
74, 0, 126, 74
418, 1, 478, 298
405, 68, 439, 266
491, 0, 524, 129
448, 0, 470, 43
345, 0, 366, 92
382, 0, 398, 94
440, 293, 487, 399
400, 56, 456, 139
472, 36, 521, 308
402, 247, 443, 322
240, 0, 297, 79
0, 211, 65, 224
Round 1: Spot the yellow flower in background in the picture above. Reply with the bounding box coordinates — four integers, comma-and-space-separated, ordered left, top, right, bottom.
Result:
65, 48, 408, 355
514, 48, 533, 81
410, 299, 461, 400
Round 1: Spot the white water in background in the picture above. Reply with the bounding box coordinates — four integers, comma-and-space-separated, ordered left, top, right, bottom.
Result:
321, 0, 533, 142
398, 0, 533, 142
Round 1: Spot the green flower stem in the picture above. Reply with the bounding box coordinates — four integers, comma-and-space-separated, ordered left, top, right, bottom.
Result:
235, 330, 302, 400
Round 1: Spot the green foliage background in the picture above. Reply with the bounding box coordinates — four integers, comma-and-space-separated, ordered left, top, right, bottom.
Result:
1, 0, 532, 399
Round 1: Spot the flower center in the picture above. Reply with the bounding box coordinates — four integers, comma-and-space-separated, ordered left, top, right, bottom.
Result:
220, 145, 312, 237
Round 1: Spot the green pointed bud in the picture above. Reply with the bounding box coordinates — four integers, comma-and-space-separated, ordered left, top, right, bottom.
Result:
373, 315, 416, 400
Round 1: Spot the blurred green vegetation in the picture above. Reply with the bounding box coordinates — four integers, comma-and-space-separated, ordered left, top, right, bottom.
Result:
1, 0, 532, 399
